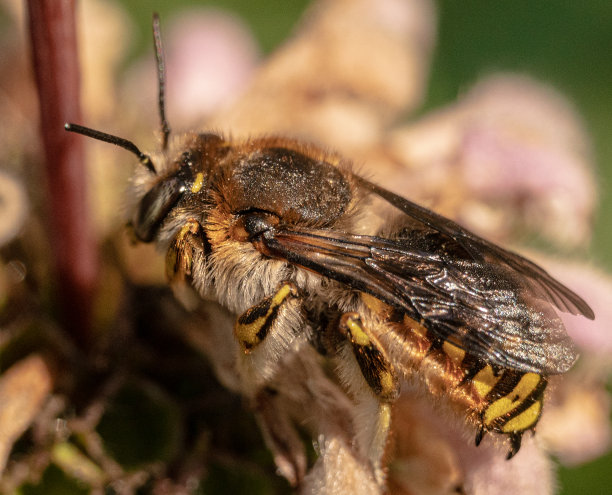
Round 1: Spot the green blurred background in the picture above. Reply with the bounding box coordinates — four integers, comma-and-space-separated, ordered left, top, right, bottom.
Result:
114, 0, 612, 493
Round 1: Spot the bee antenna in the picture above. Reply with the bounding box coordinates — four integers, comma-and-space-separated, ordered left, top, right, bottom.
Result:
152, 13, 171, 151
64, 123, 156, 174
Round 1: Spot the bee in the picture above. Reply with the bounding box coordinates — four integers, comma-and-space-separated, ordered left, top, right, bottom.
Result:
66, 13, 594, 486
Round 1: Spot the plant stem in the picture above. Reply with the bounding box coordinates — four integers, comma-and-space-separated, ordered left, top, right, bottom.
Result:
27, 0, 98, 349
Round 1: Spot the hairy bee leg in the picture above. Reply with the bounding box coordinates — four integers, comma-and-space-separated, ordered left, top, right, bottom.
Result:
337, 313, 399, 485
234, 282, 299, 353
165, 218, 208, 310
257, 343, 382, 493
339, 313, 399, 402
233, 281, 305, 389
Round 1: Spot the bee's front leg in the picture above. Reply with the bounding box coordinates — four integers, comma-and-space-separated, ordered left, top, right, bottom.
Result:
165, 219, 208, 310
336, 312, 399, 485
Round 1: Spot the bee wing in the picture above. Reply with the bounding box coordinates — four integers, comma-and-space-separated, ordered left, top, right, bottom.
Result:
264, 229, 578, 374
261, 182, 593, 375
359, 177, 595, 320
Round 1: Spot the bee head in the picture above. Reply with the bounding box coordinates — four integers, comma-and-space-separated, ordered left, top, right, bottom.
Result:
64, 13, 206, 244
64, 13, 356, 254
130, 141, 197, 243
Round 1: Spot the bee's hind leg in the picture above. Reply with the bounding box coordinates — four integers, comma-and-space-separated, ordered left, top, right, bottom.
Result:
335, 312, 399, 485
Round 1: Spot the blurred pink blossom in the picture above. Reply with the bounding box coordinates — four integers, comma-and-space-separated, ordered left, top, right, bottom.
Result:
123, 8, 259, 130
553, 263, 612, 354
166, 8, 260, 124
377, 75, 596, 248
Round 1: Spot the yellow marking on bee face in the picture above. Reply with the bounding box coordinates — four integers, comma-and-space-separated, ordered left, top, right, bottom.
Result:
191, 172, 205, 193
443, 341, 465, 365
345, 316, 371, 347
472, 365, 501, 398
235, 283, 294, 352
501, 401, 542, 433
484, 373, 542, 426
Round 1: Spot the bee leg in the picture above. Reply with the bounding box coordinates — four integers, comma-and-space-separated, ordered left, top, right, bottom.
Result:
232, 284, 311, 485
475, 426, 486, 446
165, 218, 209, 310
254, 387, 307, 486
337, 312, 399, 485
233, 281, 306, 390
506, 433, 523, 460
234, 282, 300, 353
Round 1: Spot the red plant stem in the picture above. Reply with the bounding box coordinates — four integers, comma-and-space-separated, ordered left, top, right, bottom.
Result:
27, 0, 98, 348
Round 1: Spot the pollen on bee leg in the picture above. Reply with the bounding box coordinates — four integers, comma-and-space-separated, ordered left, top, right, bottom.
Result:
190, 172, 205, 193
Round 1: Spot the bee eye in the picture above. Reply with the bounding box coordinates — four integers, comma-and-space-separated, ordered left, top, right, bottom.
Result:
230, 210, 280, 242
133, 176, 186, 242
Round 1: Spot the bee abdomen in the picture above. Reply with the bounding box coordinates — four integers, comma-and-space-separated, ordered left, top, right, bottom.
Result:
385, 314, 547, 457
446, 346, 547, 457
478, 370, 547, 434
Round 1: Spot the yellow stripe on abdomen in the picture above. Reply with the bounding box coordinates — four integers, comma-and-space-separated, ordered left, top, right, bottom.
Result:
483, 372, 543, 429
442, 341, 466, 366
501, 401, 542, 433
472, 365, 502, 398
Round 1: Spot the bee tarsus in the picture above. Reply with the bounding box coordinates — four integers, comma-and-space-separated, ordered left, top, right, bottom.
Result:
475, 426, 486, 446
